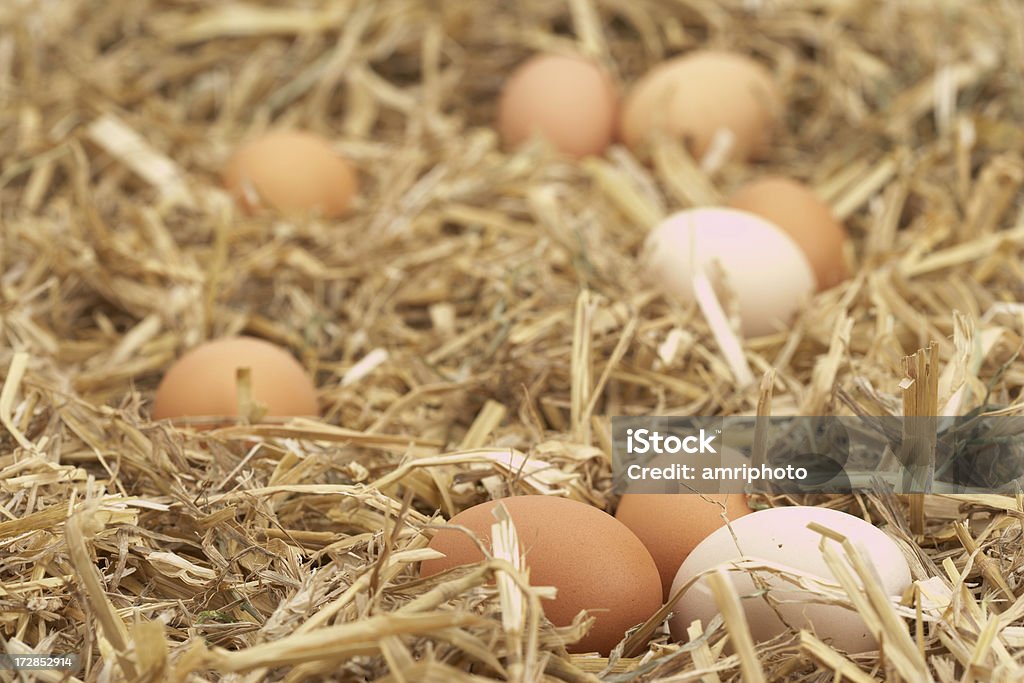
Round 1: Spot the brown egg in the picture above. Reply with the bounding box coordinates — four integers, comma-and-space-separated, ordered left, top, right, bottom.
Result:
728, 176, 849, 290
222, 130, 358, 218
421, 495, 662, 654
620, 50, 782, 163
615, 493, 752, 599
152, 337, 319, 421
497, 54, 618, 158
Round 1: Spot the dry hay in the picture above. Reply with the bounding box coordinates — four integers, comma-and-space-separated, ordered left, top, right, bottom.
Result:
3, 0, 1024, 681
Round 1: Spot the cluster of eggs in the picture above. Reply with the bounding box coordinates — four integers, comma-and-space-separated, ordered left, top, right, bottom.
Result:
422, 495, 912, 655
145, 46, 902, 659
155, 48, 847, 414
159, 47, 846, 381
498, 50, 849, 336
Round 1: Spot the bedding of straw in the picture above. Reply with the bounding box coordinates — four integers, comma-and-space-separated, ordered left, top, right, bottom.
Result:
3, 0, 1024, 681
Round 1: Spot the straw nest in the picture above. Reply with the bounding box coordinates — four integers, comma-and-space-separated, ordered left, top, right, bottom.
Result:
3, 0, 1024, 681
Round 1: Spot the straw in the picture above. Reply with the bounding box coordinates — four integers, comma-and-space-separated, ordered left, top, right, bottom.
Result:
6, 0, 1024, 680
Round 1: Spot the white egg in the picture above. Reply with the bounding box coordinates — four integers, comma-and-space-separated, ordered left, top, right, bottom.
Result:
668, 505, 912, 653
641, 208, 815, 336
